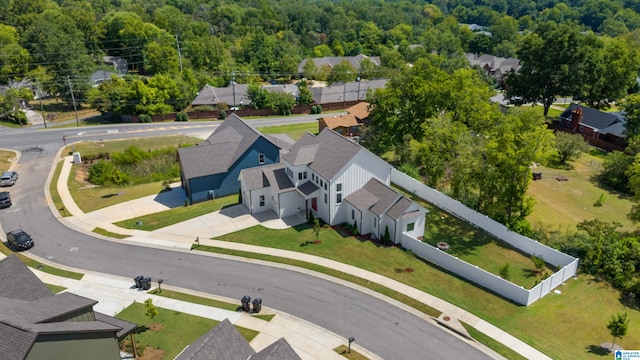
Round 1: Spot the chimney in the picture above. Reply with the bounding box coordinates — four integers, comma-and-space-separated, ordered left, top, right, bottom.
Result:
571, 107, 583, 132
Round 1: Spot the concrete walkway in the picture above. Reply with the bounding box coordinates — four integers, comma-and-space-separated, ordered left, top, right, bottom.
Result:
49, 154, 553, 359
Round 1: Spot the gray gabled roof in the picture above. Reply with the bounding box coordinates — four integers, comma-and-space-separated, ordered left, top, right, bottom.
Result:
0, 255, 53, 301
345, 178, 402, 217
309, 79, 387, 104
179, 114, 280, 180
175, 319, 255, 360
250, 337, 302, 360
192, 83, 251, 107
239, 163, 295, 194
297, 181, 319, 196
283, 129, 361, 180
297, 54, 381, 73
386, 197, 414, 220
560, 103, 627, 137
94, 312, 138, 341
0, 256, 134, 360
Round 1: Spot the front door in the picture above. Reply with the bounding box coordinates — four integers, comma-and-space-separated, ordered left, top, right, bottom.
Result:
311, 197, 317, 211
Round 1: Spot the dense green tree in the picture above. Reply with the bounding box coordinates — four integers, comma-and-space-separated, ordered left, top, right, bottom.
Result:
326, 60, 357, 85
621, 94, 640, 138
247, 83, 271, 109
506, 21, 591, 116
555, 131, 590, 164
599, 150, 633, 193
297, 79, 313, 105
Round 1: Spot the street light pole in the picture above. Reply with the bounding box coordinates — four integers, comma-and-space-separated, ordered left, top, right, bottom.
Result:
356, 76, 361, 101
232, 71, 236, 112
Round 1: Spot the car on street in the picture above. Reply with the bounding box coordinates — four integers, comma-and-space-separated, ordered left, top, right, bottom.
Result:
6, 229, 34, 250
0, 191, 11, 208
0, 171, 18, 186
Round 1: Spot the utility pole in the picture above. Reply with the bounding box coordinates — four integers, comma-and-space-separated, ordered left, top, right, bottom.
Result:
356, 75, 361, 101
232, 71, 236, 112
343, 82, 347, 109
36, 80, 47, 128
67, 76, 79, 127
175, 34, 183, 72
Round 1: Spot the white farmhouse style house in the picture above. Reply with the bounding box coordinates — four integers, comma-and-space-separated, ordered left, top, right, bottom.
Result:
238, 128, 426, 244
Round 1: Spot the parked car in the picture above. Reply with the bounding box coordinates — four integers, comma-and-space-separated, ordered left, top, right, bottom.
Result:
6, 229, 34, 250
0, 191, 10, 208
0, 171, 18, 186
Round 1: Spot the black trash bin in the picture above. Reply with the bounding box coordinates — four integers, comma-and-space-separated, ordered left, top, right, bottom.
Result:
141, 277, 152, 290
252, 298, 262, 313
241, 295, 251, 312
134, 275, 144, 288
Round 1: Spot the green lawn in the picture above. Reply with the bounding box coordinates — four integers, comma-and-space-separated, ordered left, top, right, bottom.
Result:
61, 135, 199, 159
334, 345, 370, 359
421, 206, 554, 288
148, 288, 240, 311
49, 159, 67, 217
115, 195, 238, 230
527, 153, 635, 232
256, 122, 317, 140
0, 246, 84, 280
116, 302, 258, 360
0, 150, 16, 173
45, 284, 67, 294
93, 227, 130, 239
213, 224, 640, 360
461, 322, 527, 360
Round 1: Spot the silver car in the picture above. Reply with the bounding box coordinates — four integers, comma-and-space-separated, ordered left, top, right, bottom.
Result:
0, 171, 18, 186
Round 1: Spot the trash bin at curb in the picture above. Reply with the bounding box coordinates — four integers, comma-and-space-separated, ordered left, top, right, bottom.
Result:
252, 298, 262, 313
141, 277, 152, 290
134, 275, 144, 288
241, 296, 251, 312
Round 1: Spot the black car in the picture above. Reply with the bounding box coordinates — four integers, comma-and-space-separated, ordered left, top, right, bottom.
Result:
0, 191, 10, 208
6, 229, 34, 250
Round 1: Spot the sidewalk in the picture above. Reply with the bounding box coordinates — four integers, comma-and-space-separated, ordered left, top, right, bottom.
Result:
52, 155, 551, 359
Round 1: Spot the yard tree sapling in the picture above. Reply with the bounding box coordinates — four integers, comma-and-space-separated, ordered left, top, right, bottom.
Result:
313, 218, 321, 242
144, 298, 159, 325
531, 256, 546, 274
607, 312, 629, 349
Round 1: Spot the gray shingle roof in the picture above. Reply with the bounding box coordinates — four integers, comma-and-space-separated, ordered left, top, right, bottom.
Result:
560, 103, 627, 137
297, 54, 381, 73
345, 178, 401, 217
250, 337, 302, 360
179, 114, 279, 180
297, 181, 319, 196
283, 129, 361, 180
309, 79, 387, 104
94, 312, 137, 341
175, 319, 255, 360
0, 256, 134, 360
239, 164, 295, 194
0, 255, 53, 301
264, 167, 295, 194
265, 134, 295, 152
192, 83, 251, 107
386, 197, 414, 220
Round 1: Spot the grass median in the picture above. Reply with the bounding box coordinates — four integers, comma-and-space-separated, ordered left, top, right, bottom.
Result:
0, 245, 84, 280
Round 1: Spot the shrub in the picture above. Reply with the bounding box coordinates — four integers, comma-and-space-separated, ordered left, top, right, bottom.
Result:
352, 220, 358, 234
308, 210, 315, 224
88, 160, 114, 185
499, 263, 510, 280
594, 193, 605, 207
218, 110, 227, 120
383, 226, 391, 244
316, 104, 322, 113
310, 105, 318, 114
138, 114, 152, 123
175, 112, 189, 122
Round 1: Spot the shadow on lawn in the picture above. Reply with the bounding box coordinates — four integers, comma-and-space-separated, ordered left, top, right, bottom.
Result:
586, 344, 611, 356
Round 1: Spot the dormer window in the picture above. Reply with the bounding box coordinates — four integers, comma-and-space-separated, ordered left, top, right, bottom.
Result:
258, 153, 265, 164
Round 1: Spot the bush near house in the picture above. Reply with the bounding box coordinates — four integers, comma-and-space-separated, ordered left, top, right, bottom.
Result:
88, 145, 179, 186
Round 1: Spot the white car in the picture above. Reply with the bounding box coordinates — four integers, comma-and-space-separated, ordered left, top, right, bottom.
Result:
0, 171, 18, 186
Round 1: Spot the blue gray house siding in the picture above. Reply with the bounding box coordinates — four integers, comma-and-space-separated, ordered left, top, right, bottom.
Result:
187, 137, 280, 203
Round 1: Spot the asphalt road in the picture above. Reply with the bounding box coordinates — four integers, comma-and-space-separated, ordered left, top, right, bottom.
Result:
0, 120, 492, 360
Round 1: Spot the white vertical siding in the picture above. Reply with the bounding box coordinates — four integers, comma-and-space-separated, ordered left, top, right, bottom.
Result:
249, 188, 272, 214
279, 191, 304, 217
329, 149, 392, 225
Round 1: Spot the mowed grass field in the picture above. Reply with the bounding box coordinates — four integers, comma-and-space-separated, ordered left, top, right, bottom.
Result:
527, 152, 635, 232
0, 150, 17, 173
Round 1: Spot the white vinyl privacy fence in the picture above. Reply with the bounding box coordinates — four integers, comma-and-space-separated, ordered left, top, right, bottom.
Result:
393, 169, 578, 306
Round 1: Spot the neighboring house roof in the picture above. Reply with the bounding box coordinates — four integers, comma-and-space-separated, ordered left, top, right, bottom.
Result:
250, 337, 301, 360
320, 114, 359, 130
175, 319, 301, 360
90, 70, 118, 84
282, 129, 361, 180
309, 80, 387, 104
192, 83, 251, 107
347, 102, 371, 121
560, 103, 627, 137
345, 178, 402, 217
175, 319, 255, 360
179, 114, 280, 180
262, 84, 299, 98
103, 56, 128, 73
465, 53, 520, 76
0, 255, 53, 301
0, 255, 136, 360
297, 54, 381, 74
